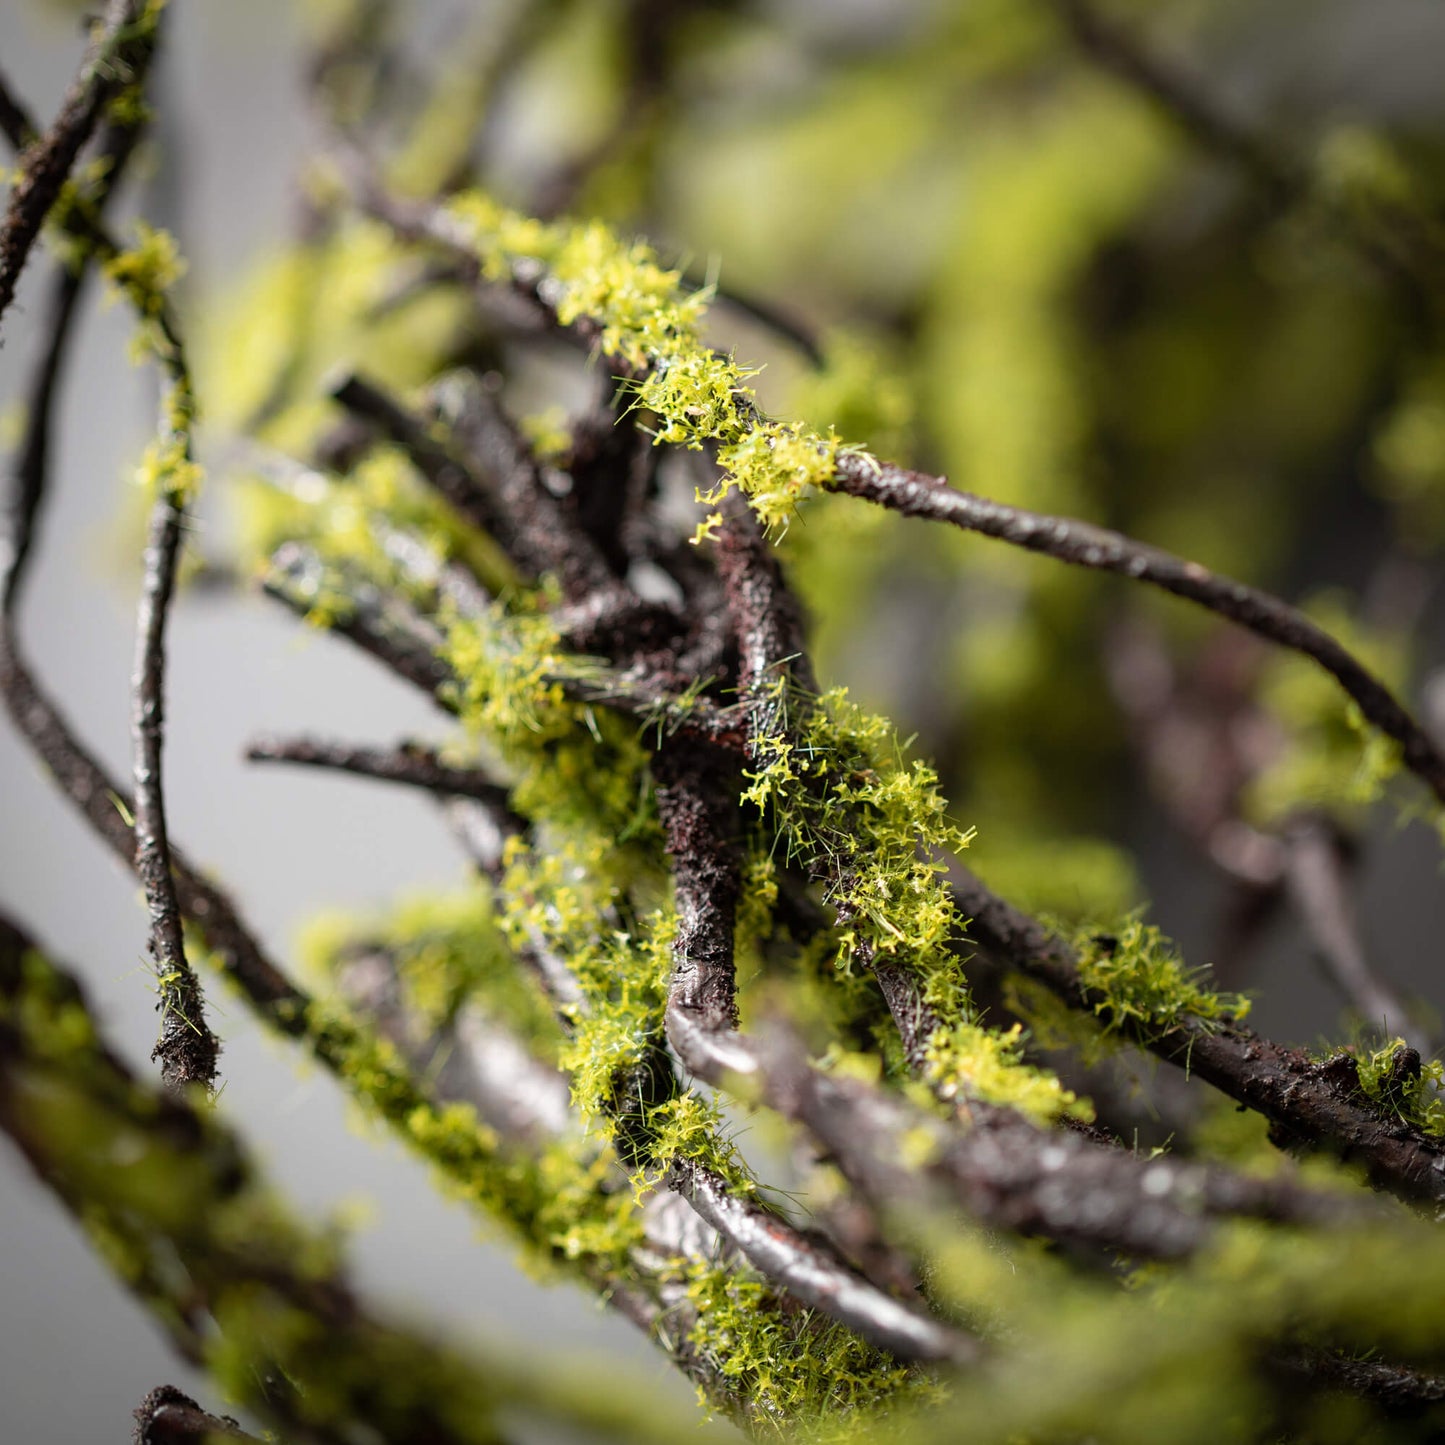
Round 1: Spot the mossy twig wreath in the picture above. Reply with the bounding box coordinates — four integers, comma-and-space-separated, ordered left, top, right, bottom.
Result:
6, 3, 1445, 1442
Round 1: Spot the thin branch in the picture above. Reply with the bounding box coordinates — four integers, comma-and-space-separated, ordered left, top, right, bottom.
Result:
132, 481, 218, 1090
952, 865, 1445, 1206
669, 1157, 978, 1366
246, 733, 519, 816
1282, 815, 1429, 1052
831, 451, 1445, 809
0, 0, 149, 332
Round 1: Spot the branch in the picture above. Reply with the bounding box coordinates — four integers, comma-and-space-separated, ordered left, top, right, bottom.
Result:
246, 733, 519, 815
831, 451, 1445, 809
0, 0, 151, 331
952, 865, 1445, 1206
132, 474, 217, 1090
3, 110, 145, 610
1282, 815, 1428, 1051
132, 1387, 259, 1445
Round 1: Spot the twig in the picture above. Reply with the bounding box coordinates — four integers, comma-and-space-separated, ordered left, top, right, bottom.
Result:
246, 734, 519, 816
3, 112, 145, 609
1282, 815, 1428, 1051
669, 1157, 978, 1366
831, 451, 1445, 809
131, 1387, 258, 1445
132, 480, 218, 1090
952, 865, 1445, 1206
0, 0, 149, 332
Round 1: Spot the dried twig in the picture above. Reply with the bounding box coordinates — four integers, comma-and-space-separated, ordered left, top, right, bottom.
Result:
0, 0, 150, 331
246, 733, 519, 815
831, 452, 1445, 809
132, 479, 218, 1089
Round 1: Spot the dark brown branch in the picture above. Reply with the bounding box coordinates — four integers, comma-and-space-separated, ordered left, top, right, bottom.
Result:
669, 1157, 978, 1366
246, 733, 518, 816
132, 1387, 258, 1445
0, 0, 149, 332
132, 484, 217, 1090
831, 451, 1445, 809
952, 866, 1445, 1206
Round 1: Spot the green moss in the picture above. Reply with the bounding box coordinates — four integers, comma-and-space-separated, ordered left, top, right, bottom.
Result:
1071, 917, 1251, 1039
737, 679, 1082, 1123
679, 1255, 927, 1435
442, 597, 657, 843
1354, 1039, 1445, 1137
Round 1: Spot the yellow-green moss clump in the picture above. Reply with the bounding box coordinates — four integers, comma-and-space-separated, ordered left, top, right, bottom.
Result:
738, 679, 1083, 1124
442, 191, 842, 533
1353, 1039, 1445, 1137
1071, 917, 1251, 1039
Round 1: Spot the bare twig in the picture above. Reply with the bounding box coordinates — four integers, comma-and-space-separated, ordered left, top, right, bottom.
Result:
1282, 815, 1428, 1051
246, 733, 518, 815
132, 480, 218, 1090
831, 452, 1445, 809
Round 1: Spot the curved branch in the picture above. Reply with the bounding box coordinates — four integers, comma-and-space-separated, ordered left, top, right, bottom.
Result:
952, 865, 1445, 1206
831, 452, 1445, 809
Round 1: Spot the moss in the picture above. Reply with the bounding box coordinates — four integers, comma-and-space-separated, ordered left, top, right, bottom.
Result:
679, 1255, 927, 1435
1354, 1039, 1445, 1137
101, 220, 186, 315
442, 597, 658, 844
737, 679, 1082, 1123
1071, 917, 1251, 1039
439, 189, 864, 533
